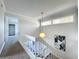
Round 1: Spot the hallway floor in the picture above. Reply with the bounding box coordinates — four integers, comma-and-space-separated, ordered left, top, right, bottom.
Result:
0, 42, 30, 59
0, 42, 59, 59
0, 52, 30, 59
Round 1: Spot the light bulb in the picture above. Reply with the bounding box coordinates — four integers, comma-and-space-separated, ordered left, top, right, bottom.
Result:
39, 32, 46, 38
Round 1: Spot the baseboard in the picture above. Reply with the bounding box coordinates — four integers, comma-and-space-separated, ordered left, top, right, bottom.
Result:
0, 42, 5, 54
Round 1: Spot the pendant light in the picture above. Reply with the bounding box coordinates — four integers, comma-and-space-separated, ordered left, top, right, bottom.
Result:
39, 12, 46, 39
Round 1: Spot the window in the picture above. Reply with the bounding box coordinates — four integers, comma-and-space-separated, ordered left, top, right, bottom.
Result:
9, 24, 15, 36
41, 20, 51, 26
53, 15, 74, 24
41, 15, 74, 26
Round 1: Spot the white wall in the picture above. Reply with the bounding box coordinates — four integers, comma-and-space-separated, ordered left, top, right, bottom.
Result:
2, 13, 38, 54
1, 14, 19, 55
0, 12, 38, 56
19, 16, 39, 37
38, 7, 78, 59
4, 16, 19, 44
0, 0, 5, 54
5, 12, 39, 39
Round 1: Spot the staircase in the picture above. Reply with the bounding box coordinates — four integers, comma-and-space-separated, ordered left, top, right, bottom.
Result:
19, 35, 60, 59
25, 41, 51, 58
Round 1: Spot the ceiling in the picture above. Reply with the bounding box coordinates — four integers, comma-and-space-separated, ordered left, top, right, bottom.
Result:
3, 0, 77, 19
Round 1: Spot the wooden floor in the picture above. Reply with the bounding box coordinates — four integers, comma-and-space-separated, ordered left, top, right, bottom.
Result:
0, 42, 59, 59
0, 52, 30, 59
0, 42, 30, 59
45, 53, 59, 59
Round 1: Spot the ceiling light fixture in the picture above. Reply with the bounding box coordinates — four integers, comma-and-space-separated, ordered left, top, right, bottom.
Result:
39, 12, 46, 39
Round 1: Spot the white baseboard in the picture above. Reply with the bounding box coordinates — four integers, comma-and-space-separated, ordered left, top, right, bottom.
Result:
0, 42, 5, 54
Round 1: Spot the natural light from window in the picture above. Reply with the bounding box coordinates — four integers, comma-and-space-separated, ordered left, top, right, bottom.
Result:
41, 15, 74, 26
41, 20, 51, 26
53, 15, 74, 24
